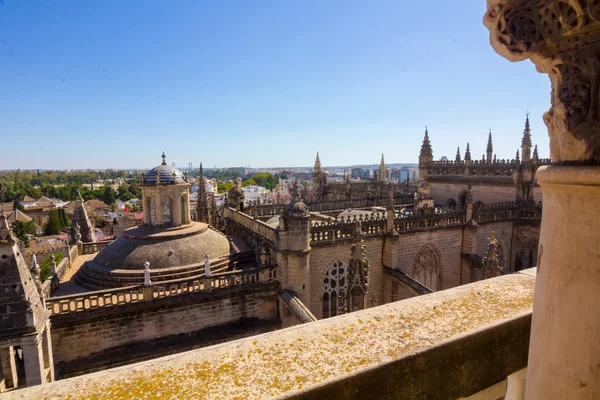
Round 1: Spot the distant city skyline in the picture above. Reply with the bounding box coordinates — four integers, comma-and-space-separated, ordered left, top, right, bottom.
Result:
1, 1, 550, 169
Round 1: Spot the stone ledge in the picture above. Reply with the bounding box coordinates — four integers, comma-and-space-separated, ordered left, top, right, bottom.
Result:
7, 273, 535, 400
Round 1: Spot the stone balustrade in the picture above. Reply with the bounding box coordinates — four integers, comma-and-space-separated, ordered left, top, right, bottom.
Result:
46, 266, 277, 316
223, 207, 277, 243
473, 202, 542, 224
79, 240, 113, 255
12, 270, 536, 400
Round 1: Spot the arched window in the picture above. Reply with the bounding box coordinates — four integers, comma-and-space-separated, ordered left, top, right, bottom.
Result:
446, 198, 457, 207
458, 191, 468, 207
413, 245, 440, 290
149, 197, 157, 225
162, 197, 172, 225
322, 261, 348, 318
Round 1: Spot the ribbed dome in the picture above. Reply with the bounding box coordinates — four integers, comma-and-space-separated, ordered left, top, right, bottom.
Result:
143, 152, 186, 184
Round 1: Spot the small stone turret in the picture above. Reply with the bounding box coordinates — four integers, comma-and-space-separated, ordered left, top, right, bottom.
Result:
378, 153, 387, 183
419, 127, 433, 181
196, 163, 209, 223
455, 147, 461, 163
71, 190, 96, 244
521, 114, 532, 163
487, 130, 493, 163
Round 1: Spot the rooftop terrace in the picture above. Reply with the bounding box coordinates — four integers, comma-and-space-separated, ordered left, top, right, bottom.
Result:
6, 269, 536, 400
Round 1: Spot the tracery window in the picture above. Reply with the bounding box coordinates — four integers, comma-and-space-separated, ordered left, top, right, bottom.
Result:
322, 261, 348, 318
413, 245, 440, 290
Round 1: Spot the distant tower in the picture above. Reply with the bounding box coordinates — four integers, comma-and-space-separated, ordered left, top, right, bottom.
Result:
196, 163, 209, 223
487, 130, 493, 163
418, 127, 433, 181
521, 114, 532, 163
314, 152, 322, 174
311, 152, 327, 201
378, 153, 387, 183
464, 143, 472, 164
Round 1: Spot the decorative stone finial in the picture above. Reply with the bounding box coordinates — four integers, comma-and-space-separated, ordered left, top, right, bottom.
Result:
465, 143, 472, 161
30, 254, 43, 294
455, 147, 461, 163
161, 151, 167, 166
204, 254, 211, 277
484, 1, 600, 162
144, 261, 151, 286
49, 254, 57, 275
482, 231, 502, 279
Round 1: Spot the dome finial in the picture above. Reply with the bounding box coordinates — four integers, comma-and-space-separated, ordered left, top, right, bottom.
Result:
161, 151, 167, 166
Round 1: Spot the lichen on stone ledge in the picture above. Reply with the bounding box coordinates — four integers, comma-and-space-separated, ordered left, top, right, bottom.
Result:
7, 272, 535, 400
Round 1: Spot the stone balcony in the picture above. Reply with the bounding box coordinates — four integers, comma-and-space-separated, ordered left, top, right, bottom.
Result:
5, 270, 536, 400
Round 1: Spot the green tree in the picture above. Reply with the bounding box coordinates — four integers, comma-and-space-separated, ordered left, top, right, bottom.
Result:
217, 182, 234, 193
242, 178, 256, 187
103, 185, 116, 205
11, 220, 35, 247
13, 199, 25, 212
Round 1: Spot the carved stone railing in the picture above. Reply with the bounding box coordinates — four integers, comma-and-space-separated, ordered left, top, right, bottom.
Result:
46, 266, 277, 317
79, 240, 113, 255
40, 246, 77, 298
223, 207, 277, 244
393, 208, 465, 232
310, 213, 387, 244
244, 195, 414, 217
473, 202, 542, 224
17, 271, 536, 400
427, 158, 552, 177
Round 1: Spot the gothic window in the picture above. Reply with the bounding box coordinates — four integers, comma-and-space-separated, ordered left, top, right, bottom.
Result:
322, 261, 348, 319
458, 191, 468, 206
162, 196, 172, 225
149, 197, 157, 225
413, 245, 440, 290
446, 198, 457, 207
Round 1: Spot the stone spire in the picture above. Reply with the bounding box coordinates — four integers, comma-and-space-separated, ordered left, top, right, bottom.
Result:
419, 127, 433, 165
196, 163, 209, 223
515, 149, 520, 165
71, 191, 96, 244
0, 214, 49, 340
464, 142, 472, 162
161, 151, 167, 166
533, 144, 539, 164
314, 152, 322, 173
482, 231, 502, 279
378, 153, 387, 183
521, 114, 532, 163
487, 129, 493, 163
455, 147, 461, 163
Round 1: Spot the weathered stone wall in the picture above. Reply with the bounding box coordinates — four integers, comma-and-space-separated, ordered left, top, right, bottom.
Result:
430, 182, 518, 205
50, 283, 280, 374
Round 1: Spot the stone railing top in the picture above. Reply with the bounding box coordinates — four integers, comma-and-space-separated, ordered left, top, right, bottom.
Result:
14, 271, 536, 400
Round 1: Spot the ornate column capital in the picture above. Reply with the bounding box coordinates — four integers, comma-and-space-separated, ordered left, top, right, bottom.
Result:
484, 0, 600, 163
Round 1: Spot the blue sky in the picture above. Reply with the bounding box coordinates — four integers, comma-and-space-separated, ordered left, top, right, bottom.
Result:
0, 1, 550, 170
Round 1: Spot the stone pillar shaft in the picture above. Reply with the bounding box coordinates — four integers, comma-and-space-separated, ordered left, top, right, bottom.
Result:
22, 340, 45, 386
525, 167, 600, 398
0, 346, 18, 391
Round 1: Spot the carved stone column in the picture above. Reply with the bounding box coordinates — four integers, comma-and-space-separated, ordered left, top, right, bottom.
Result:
484, 2, 600, 398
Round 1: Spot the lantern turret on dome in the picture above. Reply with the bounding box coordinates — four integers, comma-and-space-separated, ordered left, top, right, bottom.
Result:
141, 152, 191, 227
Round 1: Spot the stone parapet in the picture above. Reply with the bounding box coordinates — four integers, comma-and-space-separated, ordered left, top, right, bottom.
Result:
9, 270, 536, 400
